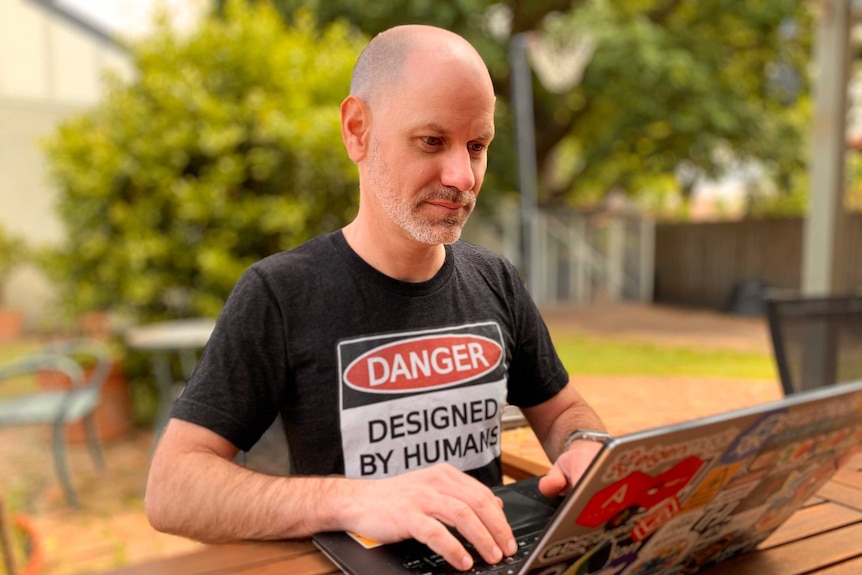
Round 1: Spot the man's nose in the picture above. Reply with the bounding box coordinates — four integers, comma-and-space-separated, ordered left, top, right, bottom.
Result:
440, 149, 476, 192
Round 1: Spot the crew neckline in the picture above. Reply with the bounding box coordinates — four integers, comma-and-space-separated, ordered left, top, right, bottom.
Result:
330, 230, 455, 297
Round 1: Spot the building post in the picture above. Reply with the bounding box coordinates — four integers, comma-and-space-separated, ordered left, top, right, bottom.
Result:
802, 0, 852, 296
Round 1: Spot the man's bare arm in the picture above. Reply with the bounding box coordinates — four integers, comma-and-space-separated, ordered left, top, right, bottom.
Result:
521, 382, 607, 497
145, 419, 341, 541
146, 419, 517, 571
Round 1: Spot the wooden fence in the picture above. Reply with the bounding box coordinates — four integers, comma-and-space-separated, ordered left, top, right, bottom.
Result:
654, 214, 862, 310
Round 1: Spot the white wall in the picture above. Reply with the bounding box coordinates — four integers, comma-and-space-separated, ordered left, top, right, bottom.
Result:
0, 0, 131, 327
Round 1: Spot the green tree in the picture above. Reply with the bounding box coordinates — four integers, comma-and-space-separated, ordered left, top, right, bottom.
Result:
236, 0, 813, 215
0, 224, 28, 307
546, 0, 812, 212
42, 1, 366, 321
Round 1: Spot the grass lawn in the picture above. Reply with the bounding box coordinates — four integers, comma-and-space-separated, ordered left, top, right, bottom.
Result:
552, 333, 777, 380
0, 331, 779, 391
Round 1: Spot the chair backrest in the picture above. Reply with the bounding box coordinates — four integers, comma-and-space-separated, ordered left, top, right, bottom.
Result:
0, 352, 85, 386
766, 294, 862, 395
40, 339, 113, 391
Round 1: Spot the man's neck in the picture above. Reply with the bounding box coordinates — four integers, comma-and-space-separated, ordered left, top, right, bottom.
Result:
342, 220, 446, 283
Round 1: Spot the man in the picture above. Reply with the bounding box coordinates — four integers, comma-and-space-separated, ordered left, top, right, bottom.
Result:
145, 24, 607, 572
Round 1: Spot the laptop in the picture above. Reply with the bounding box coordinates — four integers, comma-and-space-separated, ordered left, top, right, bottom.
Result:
314, 380, 862, 575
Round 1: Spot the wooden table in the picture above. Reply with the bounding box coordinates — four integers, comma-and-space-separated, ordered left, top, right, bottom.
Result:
99, 428, 862, 575
501, 429, 862, 575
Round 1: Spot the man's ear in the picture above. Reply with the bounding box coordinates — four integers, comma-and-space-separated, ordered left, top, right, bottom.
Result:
341, 95, 370, 163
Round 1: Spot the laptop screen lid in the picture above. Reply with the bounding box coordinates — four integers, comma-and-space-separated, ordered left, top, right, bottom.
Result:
517, 379, 862, 575
314, 380, 862, 575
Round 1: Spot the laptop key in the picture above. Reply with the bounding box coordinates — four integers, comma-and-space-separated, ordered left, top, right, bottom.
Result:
404, 529, 540, 574
472, 563, 520, 575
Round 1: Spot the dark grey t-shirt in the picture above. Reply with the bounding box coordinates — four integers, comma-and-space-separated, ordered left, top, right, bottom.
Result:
172, 230, 568, 486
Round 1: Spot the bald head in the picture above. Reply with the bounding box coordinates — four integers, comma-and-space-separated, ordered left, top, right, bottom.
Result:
350, 25, 492, 107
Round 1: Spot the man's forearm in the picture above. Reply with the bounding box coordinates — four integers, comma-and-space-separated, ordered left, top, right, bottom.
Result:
545, 400, 607, 461
145, 419, 358, 543
528, 383, 608, 498
146, 450, 353, 542
146, 444, 520, 572
522, 383, 607, 462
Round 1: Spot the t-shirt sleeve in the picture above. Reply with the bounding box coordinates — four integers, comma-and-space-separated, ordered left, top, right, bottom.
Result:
503, 262, 570, 408
170, 265, 288, 452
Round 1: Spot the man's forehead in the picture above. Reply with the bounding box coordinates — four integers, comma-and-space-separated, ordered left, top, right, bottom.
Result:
371, 49, 496, 141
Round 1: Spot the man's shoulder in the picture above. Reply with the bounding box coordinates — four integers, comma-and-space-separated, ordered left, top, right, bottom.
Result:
451, 240, 516, 272
451, 239, 503, 259
253, 231, 341, 273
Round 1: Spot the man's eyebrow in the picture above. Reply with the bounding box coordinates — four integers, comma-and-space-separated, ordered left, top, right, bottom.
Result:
422, 123, 494, 140
423, 123, 449, 134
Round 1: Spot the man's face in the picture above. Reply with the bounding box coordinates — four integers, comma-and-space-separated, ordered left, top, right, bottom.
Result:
362, 51, 496, 245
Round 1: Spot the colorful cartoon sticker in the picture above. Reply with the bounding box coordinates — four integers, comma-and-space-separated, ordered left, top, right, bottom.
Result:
605, 538, 643, 575
721, 411, 787, 464
681, 463, 742, 511
792, 458, 839, 500
674, 534, 734, 574
631, 497, 681, 542
747, 449, 780, 473
626, 539, 688, 575
634, 510, 699, 552
557, 539, 614, 575
690, 500, 738, 538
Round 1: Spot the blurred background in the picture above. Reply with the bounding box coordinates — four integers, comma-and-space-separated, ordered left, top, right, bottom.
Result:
1, 0, 862, 573
3, 0, 862, 335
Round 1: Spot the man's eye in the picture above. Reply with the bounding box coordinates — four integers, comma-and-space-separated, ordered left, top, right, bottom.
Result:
469, 142, 487, 153
423, 136, 443, 146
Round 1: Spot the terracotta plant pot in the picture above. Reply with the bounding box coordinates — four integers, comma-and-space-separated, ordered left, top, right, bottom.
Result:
13, 515, 44, 575
0, 307, 24, 341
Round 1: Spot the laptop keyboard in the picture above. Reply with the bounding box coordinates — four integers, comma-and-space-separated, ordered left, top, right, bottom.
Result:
400, 478, 559, 575
401, 528, 542, 575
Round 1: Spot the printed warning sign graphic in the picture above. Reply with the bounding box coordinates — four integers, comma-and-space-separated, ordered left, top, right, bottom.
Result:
338, 322, 508, 479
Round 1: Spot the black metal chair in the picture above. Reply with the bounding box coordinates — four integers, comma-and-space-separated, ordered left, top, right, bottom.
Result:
766, 294, 862, 395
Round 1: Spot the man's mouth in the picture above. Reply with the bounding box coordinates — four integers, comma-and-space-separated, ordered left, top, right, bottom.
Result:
425, 200, 466, 210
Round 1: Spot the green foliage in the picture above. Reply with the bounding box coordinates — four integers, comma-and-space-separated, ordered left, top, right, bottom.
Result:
218, 0, 524, 199
245, 0, 814, 216
42, 1, 365, 321
544, 0, 812, 210
0, 225, 28, 305
745, 180, 808, 218
0, 225, 25, 277
846, 152, 862, 213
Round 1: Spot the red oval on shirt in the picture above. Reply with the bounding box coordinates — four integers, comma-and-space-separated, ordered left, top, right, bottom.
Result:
343, 334, 503, 393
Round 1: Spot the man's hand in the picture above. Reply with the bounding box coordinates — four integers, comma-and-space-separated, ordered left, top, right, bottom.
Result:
338, 464, 517, 572
538, 440, 603, 498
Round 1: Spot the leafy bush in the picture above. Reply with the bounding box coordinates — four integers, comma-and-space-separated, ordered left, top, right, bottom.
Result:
42, 1, 365, 322
0, 224, 28, 306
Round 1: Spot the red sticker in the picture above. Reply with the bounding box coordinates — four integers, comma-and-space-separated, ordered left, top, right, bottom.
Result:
635, 456, 704, 508
577, 472, 652, 528
577, 456, 704, 528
